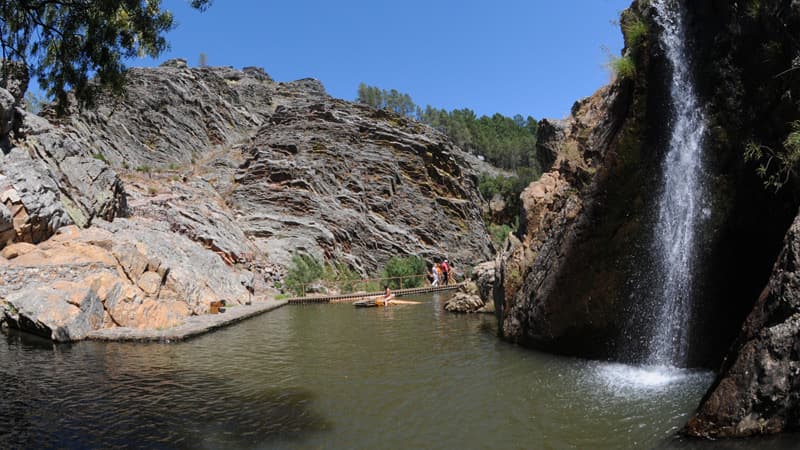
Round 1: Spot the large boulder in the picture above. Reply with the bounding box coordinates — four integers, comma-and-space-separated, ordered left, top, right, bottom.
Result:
444, 280, 495, 314
0, 220, 256, 340
684, 210, 800, 438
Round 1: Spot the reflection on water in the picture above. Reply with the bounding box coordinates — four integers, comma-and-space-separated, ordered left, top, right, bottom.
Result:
0, 293, 795, 448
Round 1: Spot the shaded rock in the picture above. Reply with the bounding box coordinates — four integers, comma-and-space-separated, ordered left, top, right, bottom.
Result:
16, 108, 51, 136
0, 87, 15, 136
472, 260, 497, 304
0, 202, 12, 243
0, 148, 74, 244
497, 79, 633, 358
0, 59, 29, 104
684, 210, 800, 438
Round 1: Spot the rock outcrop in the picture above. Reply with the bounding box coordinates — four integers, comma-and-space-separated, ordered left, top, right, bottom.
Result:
684, 210, 800, 438
0, 60, 493, 340
443, 261, 496, 314
495, 77, 636, 358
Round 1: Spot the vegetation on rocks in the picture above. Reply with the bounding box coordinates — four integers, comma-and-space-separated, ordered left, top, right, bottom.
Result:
745, 121, 800, 192
284, 254, 324, 295
283, 253, 429, 295
380, 256, 427, 289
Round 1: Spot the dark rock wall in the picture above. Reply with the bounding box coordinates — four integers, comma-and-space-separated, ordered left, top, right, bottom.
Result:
678, 0, 800, 367
685, 210, 800, 438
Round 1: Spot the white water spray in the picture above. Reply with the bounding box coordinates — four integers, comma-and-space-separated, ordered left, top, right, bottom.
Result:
647, 0, 708, 367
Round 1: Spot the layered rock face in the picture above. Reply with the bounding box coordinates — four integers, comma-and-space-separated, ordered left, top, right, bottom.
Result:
64, 59, 491, 272
0, 60, 492, 340
233, 101, 491, 272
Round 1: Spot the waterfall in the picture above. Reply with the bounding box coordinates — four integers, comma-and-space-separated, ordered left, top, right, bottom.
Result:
647, 0, 708, 367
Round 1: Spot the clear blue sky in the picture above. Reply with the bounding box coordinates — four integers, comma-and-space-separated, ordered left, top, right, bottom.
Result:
140, 0, 631, 120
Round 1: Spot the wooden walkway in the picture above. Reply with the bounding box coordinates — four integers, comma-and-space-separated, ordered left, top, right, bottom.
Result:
287, 283, 462, 305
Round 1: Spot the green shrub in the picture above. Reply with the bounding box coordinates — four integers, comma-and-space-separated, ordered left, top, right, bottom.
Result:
284, 254, 324, 295
608, 55, 636, 80
135, 165, 152, 173
621, 12, 648, 51
92, 153, 107, 163
488, 223, 513, 249
745, 120, 800, 191
380, 256, 426, 289
323, 262, 361, 293
479, 167, 538, 226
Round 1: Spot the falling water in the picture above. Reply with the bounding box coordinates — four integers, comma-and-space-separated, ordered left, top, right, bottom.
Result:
647, 0, 708, 367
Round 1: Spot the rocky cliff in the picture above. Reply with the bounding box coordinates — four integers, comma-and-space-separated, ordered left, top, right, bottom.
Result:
0, 59, 492, 340
492, 0, 800, 439
684, 210, 800, 437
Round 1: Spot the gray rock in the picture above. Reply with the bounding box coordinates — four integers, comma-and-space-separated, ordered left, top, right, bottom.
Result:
0, 87, 15, 136
16, 108, 52, 136
472, 261, 497, 303
65, 64, 276, 168
0, 202, 12, 244
232, 98, 493, 273
97, 218, 251, 314
160, 58, 188, 69
0, 147, 73, 245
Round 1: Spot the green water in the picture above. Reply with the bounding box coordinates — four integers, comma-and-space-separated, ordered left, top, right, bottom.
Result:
2, 292, 780, 449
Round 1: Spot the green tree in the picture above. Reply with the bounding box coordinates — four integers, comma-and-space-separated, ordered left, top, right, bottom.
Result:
284, 253, 324, 295
0, 0, 213, 114
380, 256, 427, 289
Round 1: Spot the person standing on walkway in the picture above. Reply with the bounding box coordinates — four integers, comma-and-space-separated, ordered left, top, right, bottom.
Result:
441, 259, 450, 286
431, 262, 440, 287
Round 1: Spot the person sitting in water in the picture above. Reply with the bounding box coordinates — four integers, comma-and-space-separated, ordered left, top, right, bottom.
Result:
381, 285, 394, 306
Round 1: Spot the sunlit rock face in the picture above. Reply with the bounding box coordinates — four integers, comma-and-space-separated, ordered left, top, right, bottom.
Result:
1, 61, 492, 339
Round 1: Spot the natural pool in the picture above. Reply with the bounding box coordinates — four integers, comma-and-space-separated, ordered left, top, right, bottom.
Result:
1, 292, 793, 449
